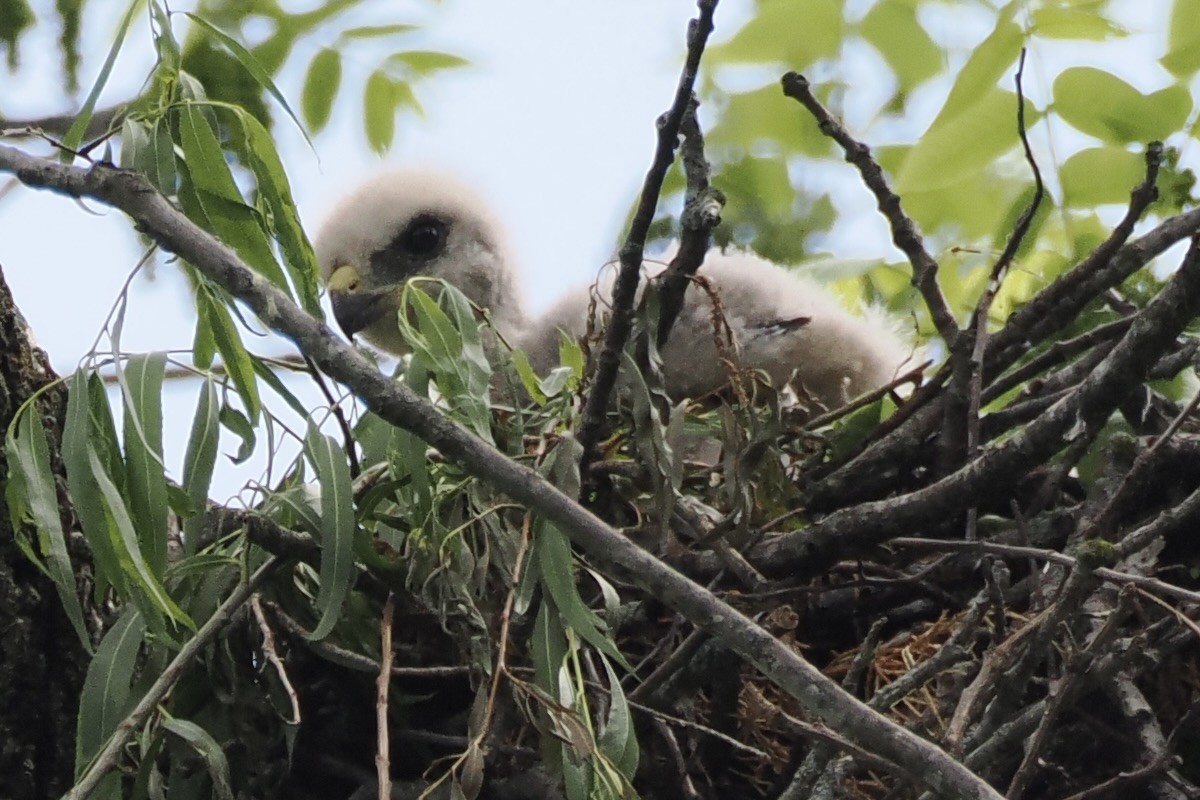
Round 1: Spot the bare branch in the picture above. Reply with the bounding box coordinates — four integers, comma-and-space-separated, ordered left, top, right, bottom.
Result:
781, 71, 960, 347
577, 0, 719, 471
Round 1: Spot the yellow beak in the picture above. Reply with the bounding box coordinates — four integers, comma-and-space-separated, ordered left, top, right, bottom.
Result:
327, 264, 391, 339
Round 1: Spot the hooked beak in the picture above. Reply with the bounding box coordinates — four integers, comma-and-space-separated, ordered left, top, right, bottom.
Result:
328, 264, 391, 339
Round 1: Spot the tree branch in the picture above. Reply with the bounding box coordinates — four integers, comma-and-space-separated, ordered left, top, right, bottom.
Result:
0, 146, 1003, 800
781, 71, 960, 348
723, 235, 1200, 578
576, 0, 719, 472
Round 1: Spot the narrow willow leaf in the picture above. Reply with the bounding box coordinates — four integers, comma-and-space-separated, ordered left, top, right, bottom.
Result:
7, 405, 90, 648
536, 521, 628, 667
160, 715, 235, 800
63, 369, 121, 601
530, 600, 568, 777
192, 284, 216, 370
401, 283, 492, 441
303, 423, 356, 641
182, 378, 219, 555
219, 103, 322, 314
218, 403, 256, 464
89, 445, 193, 630
87, 373, 125, 492
180, 12, 311, 148
118, 119, 153, 178
177, 103, 290, 294
302, 48, 342, 134
195, 286, 261, 423
387, 50, 469, 74
76, 608, 146, 775
597, 654, 639, 780
61, 0, 138, 156
364, 69, 397, 153
149, 118, 177, 194
340, 23, 417, 40
123, 353, 169, 577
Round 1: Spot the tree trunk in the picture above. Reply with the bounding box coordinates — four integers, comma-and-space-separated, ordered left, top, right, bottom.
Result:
0, 263, 90, 800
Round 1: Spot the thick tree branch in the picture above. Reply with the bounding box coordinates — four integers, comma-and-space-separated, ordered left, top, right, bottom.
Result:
0, 146, 1003, 800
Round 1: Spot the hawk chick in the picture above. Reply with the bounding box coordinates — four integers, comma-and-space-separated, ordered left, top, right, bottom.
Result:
315, 169, 913, 409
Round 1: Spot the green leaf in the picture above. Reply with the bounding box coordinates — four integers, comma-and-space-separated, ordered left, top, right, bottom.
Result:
181, 12, 312, 147
194, 285, 261, 423
933, 15, 1023, 126
597, 653, 638, 780
709, 0, 842, 68
1054, 67, 1192, 143
364, 69, 398, 153
6, 402, 90, 649
1060, 146, 1147, 206
387, 50, 469, 75
122, 353, 169, 578
218, 403, 256, 464
219, 104, 322, 314
177, 103, 290, 296
301, 48, 342, 134
118, 117, 177, 194
182, 378, 219, 555
897, 88, 1039, 193
76, 608, 145, 776
56, 0, 85, 92
303, 424, 356, 641
63, 369, 122, 602
400, 283, 494, 442
1031, 7, 1127, 41
536, 520, 626, 662
708, 84, 830, 157
1163, 0, 1200, 76
340, 23, 418, 40
860, 1, 940, 92
0, 0, 34, 69
89, 444, 192, 629
61, 0, 138, 157
160, 715, 235, 800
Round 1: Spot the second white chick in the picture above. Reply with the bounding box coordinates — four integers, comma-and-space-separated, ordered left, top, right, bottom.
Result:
521, 252, 913, 411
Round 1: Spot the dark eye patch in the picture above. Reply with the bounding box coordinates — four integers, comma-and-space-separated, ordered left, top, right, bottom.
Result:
370, 213, 450, 278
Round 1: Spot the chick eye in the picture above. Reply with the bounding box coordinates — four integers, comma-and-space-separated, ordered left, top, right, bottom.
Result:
400, 216, 448, 258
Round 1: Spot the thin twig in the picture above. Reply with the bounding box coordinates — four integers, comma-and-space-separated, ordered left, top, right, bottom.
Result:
780, 71, 959, 347
577, 0, 719, 473
376, 593, 396, 800
891, 538, 1200, 607
251, 595, 301, 724
63, 557, 283, 800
